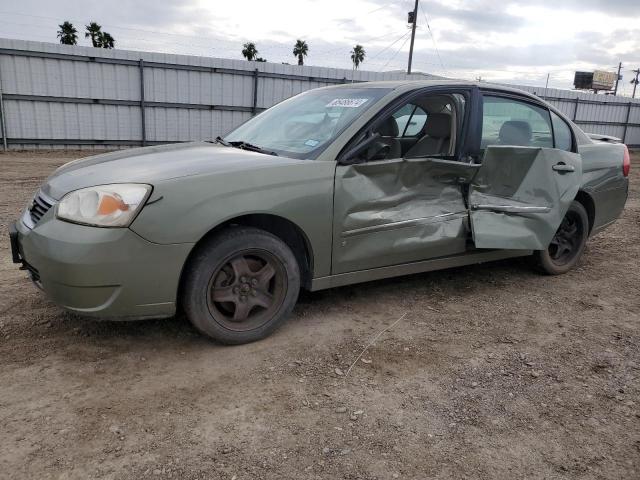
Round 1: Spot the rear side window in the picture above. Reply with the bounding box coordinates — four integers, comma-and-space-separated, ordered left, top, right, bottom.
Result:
551, 111, 573, 151
481, 96, 553, 149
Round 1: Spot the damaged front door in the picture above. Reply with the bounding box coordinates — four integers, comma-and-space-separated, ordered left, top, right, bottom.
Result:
332, 157, 478, 274
469, 146, 582, 250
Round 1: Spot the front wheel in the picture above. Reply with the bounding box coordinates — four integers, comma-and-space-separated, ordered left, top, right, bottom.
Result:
182, 227, 300, 344
533, 200, 589, 275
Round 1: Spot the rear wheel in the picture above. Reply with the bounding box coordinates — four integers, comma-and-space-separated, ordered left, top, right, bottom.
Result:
533, 200, 589, 275
182, 227, 300, 344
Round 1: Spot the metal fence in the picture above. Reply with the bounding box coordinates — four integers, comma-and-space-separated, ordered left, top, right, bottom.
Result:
0, 38, 438, 150
514, 85, 640, 147
0, 37, 639, 149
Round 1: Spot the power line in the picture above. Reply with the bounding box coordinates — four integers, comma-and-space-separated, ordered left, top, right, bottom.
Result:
315, 30, 407, 57
382, 32, 412, 70
419, 0, 446, 75
367, 31, 411, 63
1, 6, 628, 88
0, 15, 604, 82
0, 9, 413, 68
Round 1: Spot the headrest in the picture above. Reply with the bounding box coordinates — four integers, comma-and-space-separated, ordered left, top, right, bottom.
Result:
378, 116, 399, 137
424, 113, 451, 138
499, 120, 532, 146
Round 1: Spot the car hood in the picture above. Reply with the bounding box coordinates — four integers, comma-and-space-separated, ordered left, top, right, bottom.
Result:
41, 142, 308, 200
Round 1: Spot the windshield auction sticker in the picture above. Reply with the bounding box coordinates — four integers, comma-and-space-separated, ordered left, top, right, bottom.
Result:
326, 98, 369, 108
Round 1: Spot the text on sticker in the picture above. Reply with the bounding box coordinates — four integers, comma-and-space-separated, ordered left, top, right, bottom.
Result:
326, 98, 369, 108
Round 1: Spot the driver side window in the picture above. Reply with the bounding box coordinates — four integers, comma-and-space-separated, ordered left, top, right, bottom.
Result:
362, 95, 457, 162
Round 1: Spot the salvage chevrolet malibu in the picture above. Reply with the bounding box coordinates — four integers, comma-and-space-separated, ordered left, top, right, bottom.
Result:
10, 81, 630, 344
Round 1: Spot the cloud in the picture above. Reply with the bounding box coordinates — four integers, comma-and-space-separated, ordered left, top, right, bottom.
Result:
422, 1, 526, 32
511, 0, 639, 15
0, 0, 638, 90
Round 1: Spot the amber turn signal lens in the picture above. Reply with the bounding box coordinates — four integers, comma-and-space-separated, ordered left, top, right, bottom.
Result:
97, 194, 129, 215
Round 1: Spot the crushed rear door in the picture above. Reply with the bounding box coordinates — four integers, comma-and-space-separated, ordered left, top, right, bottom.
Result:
468, 146, 582, 250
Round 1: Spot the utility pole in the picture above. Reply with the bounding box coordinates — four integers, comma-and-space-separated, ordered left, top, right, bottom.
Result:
631, 68, 640, 99
545, 73, 550, 90
407, 0, 419, 74
613, 62, 622, 96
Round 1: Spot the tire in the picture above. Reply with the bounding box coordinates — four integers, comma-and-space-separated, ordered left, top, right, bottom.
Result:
182, 227, 300, 344
533, 200, 589, 275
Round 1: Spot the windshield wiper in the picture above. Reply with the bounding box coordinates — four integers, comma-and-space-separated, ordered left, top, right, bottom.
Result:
229, 140, 278, 156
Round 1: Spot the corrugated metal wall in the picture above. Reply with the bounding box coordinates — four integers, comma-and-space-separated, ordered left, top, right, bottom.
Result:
1, 37, 639, 149
514, 84, 640, 145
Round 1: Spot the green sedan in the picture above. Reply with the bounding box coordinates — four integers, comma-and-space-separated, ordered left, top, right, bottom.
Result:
10, 81, 630, 344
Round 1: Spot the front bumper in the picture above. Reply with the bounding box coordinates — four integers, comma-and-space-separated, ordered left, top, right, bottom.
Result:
12, 215, 194, 319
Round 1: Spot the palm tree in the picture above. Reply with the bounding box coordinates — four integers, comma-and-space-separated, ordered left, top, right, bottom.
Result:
293, 39, 308, 66
241, 42, 258, 61
99, 32, 115, 49
85, 22, 102, 47
351, 45, 365, 70
57, 21, 78, 45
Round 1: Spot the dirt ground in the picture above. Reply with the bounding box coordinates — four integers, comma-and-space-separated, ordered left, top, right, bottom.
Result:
0, 150, 638, 480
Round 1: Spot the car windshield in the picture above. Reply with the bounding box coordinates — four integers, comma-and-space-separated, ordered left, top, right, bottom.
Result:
224, 87, 392, 159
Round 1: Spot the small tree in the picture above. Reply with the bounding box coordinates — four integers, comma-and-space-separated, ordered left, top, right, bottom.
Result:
241, 42, 258, 61
57, 21, 78, 45
85, 22, 102, 47
293, 39, 308, 66
255, 57, 267, 62
351, 45, 365, 70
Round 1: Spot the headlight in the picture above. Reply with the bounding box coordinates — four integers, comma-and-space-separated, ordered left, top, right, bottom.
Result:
56, 184, 152, 227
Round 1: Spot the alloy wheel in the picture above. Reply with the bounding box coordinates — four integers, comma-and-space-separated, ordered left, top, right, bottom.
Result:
206, 249, 287, 331
548, 211, 584, 266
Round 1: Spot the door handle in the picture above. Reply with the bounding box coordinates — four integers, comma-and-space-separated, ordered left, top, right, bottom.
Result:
472, 204, 551, 213
552, 163, 575, 173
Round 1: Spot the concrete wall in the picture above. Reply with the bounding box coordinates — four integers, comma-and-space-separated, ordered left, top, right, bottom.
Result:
1, 37, 639, 149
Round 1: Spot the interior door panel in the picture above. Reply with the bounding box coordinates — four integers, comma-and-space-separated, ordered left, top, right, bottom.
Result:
397, 137, 420, 155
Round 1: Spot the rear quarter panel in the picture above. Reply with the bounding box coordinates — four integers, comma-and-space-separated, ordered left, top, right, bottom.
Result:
578, 142, 629, 232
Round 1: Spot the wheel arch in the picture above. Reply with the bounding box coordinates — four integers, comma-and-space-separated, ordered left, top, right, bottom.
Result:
574, 190, 596, 235
178, 213, 315, 301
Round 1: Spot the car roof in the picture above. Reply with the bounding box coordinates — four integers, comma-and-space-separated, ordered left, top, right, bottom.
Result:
324, 79, 542, 102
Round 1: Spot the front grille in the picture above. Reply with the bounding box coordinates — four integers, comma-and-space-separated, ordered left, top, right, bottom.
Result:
29, 192, 53, 226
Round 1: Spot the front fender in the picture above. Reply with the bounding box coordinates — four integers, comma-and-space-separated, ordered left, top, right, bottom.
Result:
130, 161, 336, 277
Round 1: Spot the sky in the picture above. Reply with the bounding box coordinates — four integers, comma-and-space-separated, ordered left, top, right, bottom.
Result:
0, 0, 638, 94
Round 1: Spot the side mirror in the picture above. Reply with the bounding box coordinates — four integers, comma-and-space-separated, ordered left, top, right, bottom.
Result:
339, 132, 382, 165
